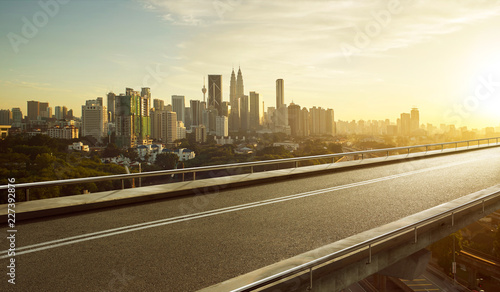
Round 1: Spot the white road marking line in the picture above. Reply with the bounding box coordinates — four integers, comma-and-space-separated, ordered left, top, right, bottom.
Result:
0, 159, 475, 258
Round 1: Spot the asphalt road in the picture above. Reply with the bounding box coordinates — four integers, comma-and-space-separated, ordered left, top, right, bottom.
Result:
2, 147, 500, 292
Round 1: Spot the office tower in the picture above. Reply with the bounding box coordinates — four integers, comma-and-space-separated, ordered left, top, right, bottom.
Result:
410, 108, 419, 134
27, 100, 40, 121
11, 108, 22, 125
39, 102, 49, 119
107, 92, 116, 123
240, 94, 249, 131
172, 95, 185, 123
0, 110, 12, 125
216, 115, 228, 137
184, 107, 192, 129
67, 109, 73, 120
208, 74, 222, 114
249, 91, 260, 131
82, 98, 107, 141
400, 113, 411, 136
276, 79, 284, 109
55, 106, 62, 120
153, 99, 165, 111
300, 107, 310, 136
326, 109, 335, 136
165, 104, 173, 112
190, 100, 201, 127
62, 106, 68, 119
288, 102, 301, 136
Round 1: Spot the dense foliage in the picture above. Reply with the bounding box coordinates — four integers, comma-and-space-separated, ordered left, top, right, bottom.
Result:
0, 135, 126, 202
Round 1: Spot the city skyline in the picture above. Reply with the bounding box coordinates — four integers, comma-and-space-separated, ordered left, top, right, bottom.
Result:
1, 1, 500, 128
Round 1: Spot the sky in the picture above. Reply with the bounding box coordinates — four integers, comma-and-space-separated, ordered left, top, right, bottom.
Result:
1, 0, 500, 128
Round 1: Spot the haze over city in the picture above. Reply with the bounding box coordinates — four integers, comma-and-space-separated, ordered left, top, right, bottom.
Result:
2, 0, 500, 128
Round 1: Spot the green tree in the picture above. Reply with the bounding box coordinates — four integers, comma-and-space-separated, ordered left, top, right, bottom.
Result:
155, 153, 179, 169
102, 143, 121, 158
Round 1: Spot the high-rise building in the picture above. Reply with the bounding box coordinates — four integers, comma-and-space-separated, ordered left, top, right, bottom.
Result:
326, 109, 335, 136
172, 95, 185, 123
0, 110, 12, 125
27, 101, 40, 121
288, 103, 301, 136
67, 109, 73, 120
115, 88, 151, 148
62, 106, 68, 119
11, 108, 23, 126
400, 113, 411, 136
55, 106, 62, 120
410, 108, 419, 134
275, 104, 288, 129
151, 109, 177, 144
300, 107, 310, 136
141, 87, 151, 99
81, 98, 107, 141
216, 115, 228, 137
249, 91, 260, 131
107, 92, 116, 123
208, 74, 222, 114
240, 95, 249, 131
165, 111, 177, 144
177, 121, 186, 140
194, 125, 207, 143
153, 99, 165, 111
39, 102, 49, 119
190, 100, 201, 127
276, 79, 284, 109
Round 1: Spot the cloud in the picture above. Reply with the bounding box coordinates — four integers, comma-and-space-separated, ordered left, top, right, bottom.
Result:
137, 0, 500, 58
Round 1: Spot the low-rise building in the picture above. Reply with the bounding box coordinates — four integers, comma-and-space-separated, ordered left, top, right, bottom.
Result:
68, 142, 89, 152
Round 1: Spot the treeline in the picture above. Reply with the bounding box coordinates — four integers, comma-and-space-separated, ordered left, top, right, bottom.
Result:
0, 135, 127, 202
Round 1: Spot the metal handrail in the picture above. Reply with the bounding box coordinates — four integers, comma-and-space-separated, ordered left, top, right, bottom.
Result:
0, 137, 499, 193
231, 186, 500, 291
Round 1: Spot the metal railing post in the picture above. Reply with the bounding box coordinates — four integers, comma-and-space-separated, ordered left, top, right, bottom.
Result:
250, 166, 254, 174
121, 179, 124, 189
193, 172, 196, 181
26, 189, 29, 201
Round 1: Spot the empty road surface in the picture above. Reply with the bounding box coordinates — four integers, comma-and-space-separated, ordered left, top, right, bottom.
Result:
2, 147, 500, 291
